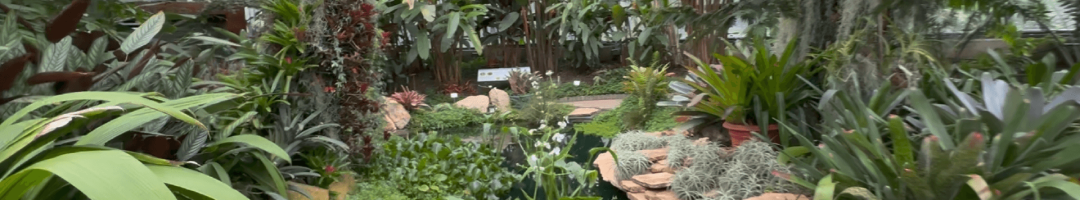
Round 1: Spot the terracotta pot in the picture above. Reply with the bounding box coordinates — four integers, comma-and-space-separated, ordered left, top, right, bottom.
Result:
722, 121, 780, 147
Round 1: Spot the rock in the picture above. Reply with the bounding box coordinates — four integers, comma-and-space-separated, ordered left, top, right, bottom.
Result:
637, 148, 668, 162
455, 95, 490, 112
569, 108, 601, 116
627, 191, 649, 200
593, 152, 620, 186
489, 88, 511, 112
650, 160, 673, 173
382, 99, 410, 131
620, 180, 646, 193
743, 193, 812, 200
631, 172, 674, 189
647, 190, 678, 200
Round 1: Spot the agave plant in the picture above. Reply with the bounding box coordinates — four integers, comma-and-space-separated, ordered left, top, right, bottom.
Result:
390, 86, 427, 110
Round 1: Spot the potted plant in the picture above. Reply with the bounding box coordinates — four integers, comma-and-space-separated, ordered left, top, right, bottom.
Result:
660, 36, 814, 147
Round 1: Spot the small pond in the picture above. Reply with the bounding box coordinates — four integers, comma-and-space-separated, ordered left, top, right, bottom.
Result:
499, 122, 627, 200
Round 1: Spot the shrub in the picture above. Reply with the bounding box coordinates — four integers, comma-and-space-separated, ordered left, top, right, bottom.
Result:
349, 180, 409, 200
410, 103, 484, 131
366, 133, 516, 200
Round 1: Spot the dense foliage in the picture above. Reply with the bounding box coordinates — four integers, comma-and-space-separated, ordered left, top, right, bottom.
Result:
365, 133, 517, 200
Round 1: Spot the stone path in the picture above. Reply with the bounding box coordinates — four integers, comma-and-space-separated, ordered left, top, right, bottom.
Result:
564, 99, 623, 110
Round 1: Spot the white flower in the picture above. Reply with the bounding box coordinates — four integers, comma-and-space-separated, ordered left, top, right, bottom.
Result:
529, 154, 539, 163
539, 121, 547, 129
549, 147, 561, 155
552, 133, 566, 143
546, 70, 554, 76
557, 121, 567, 129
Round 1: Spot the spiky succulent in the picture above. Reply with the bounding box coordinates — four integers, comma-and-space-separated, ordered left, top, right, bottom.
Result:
390, 86, 427, 110
673, 167, 717, 200
616, 151, 652, 180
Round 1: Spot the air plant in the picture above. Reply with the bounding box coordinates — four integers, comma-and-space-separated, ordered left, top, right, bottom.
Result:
610, 131, 666, 152
389, 86, 427, 110
616, 151, 652, 180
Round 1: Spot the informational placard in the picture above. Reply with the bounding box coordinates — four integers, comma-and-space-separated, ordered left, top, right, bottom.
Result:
477, 67, 531, 82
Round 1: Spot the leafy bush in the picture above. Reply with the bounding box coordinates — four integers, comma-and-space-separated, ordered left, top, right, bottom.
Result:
366, 133, 516, 200
349, 180, 409, 200
410, 103, 485, 131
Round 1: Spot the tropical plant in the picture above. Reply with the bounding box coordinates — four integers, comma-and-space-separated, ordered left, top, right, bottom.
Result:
301, 147, 352, 189
0, 92, 246, 200
508, 69, 538, 95
660, 36, 814, 137
270, 105, 346, 160
780, 72, 1080, 200
366, 132, 517, 200
379, 0, 488, 84
547, 0, 617, 68
622, 52, 671, 130
389, 86, 427, 110
0, 2, 207, 118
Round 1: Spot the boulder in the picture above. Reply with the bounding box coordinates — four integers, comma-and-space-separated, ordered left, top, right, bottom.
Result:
455, 95, 490, 112
593, 152, 619, 185
631, 172, 674, 189
489, 88, 511, 112
382, 99, 410, 131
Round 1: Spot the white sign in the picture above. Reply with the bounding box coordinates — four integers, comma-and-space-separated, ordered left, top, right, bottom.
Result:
477, 67, 531, 82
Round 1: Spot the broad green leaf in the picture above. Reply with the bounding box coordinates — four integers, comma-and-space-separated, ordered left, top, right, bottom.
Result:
814, 174, 836, 200
445, 12, 460, 39
146, 165, 248, 200
1, 92, 198, 129
416, 31, 430, 59
78, 93, 240, 145
909, 89, 955, 150
778, 146, 809, 164
838, 187, 879, 200
243, 153, 287, 196
0, 150, 176, 200
420, 5, 435, 22
188, 36, 240, 47
464, 24, 483, 54
498, 13, 519, 31
209, 134, 291, 162
121, 12, 166, 54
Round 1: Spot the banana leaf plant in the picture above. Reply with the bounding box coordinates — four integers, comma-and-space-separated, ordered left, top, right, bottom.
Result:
546, 0, 618, 68
0, 92, 247, 200
379, 0, 487, 65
